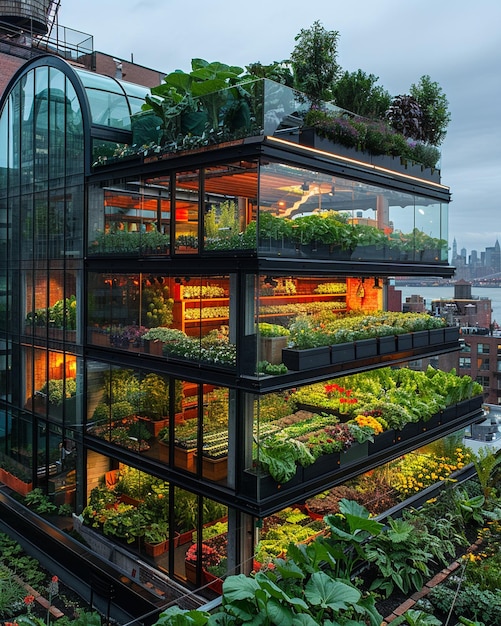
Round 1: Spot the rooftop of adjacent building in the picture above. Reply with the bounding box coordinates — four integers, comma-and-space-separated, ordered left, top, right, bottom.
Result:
0, 5, 165, 98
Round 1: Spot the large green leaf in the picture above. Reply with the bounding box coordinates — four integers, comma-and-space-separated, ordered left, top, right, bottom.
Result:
164, 72, 192, 94
274, 557, 306, 580
291, 615, 320, 626
223, 574, 260, 601
265, 598, 294, 626
304, 572, 360, 611
191, 79, 228, 97
156, 607, 210, 625
256, 573, 308, 611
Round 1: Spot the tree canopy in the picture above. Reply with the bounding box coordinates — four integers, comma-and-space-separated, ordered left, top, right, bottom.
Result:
289, 20, 340, 104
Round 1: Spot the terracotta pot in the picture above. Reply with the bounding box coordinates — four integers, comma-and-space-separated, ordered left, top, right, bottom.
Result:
145, 540, 167, 557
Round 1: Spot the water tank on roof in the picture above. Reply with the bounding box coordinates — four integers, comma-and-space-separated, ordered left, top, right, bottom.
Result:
0, 0, 50, 35
454, 280, 472, 300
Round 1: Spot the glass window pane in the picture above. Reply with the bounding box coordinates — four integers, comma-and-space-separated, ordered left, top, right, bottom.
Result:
175, 170, 199, 253
203, 161, 257, 251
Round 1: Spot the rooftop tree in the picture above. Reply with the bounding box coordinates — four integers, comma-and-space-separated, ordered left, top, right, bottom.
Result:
410, 74, 451, 146
289, 20, 340, 105
332, 69, 391, 119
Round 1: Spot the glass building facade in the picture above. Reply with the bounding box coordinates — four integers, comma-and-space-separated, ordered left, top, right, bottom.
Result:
0, 54, 480, 603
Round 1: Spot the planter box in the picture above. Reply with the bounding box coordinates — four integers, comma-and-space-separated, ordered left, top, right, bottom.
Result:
470, 395, 484, 413
0, 468, 33, 496
340, 441, 369, 467
178, 529, 195, 546
241, 466, 303, 499
456, 396, 483, 417
119, 494, 142, 507
368, 429, 395, 454
196, 455, 228, 481
411, 330, 430, 348
158, 440, 169, 463
444, 326, 460, 342
396, 333, 413, 351
351, 245, 386, 261
90, 330, 110, 346
395, 421, 422, 441
282, 346, 331, 371
421, 412, 442, 431
144, 339, 164, 356
174, 446, 196, 472
378, 335, 396, 355
355, 338, 378, 359
330, 342, 355, 364
428, 328, 445, 344
185, 560, 198, 585
203, 570, 224, 594
145, 540, 167, 557
138, 416, 169, 437
260, 336, 288, 365
303, 452, 340, 481
464, 395, 483, 414
439, 405, 458, 424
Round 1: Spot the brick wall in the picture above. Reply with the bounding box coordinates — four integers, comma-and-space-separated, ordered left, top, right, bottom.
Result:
0, 51, 26, 97
79, 51, 166, 87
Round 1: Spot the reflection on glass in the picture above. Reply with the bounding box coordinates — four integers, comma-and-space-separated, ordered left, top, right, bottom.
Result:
258, 162, 448, 263
175, 170, 199, 253
203, 162, 258, 251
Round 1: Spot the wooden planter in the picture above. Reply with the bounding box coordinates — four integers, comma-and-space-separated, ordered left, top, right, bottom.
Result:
178, 529, 195, 546
196, 455, 228, 481
260, 336, 288, 365
282, 346, 331, 371
185, 560, 198, 585
89, 330, 110, 346
138, 416, 169, 437
144, 339, 164, 356
203, 570, 224, 594
174, 446, 196, 472
0, 468, 33, 496
145, 540, 167, 557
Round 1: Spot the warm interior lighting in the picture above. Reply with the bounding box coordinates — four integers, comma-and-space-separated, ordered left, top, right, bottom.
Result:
267, 136, 450, 190
374, 277, 383, 289
176, 208, 189, 222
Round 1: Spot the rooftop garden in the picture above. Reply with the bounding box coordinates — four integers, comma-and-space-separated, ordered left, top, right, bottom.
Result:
94, 22, 450, 173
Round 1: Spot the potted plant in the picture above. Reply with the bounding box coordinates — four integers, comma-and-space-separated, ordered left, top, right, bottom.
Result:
184, 542, 221, 585
138, 374, 183, 436
258, 322, 290, 365
144, 521, 169, 557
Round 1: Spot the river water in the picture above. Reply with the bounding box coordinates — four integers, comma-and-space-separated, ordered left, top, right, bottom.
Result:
396, 285, 501, 325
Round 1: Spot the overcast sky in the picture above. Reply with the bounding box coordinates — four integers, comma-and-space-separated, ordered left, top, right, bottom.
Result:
57, 0, 501, 257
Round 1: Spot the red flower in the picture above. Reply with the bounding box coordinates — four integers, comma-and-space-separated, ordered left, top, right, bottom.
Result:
24, 595, 35, 605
